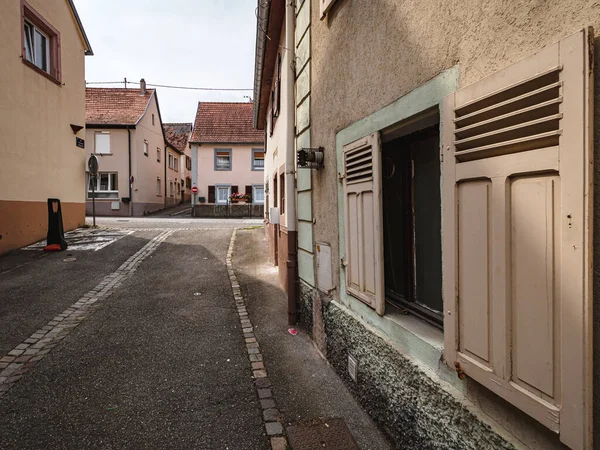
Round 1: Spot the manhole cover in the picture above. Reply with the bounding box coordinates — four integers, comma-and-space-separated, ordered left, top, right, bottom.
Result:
286, 418, 358, 450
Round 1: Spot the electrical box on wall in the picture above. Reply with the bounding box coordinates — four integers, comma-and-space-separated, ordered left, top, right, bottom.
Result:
110, 201, 120, 211
270, 207, 280, 224
316, 242, 334, 293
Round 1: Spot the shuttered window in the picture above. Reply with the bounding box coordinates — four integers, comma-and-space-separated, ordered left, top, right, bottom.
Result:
320, 0, 336, 18
208, 185, 215, 203
342, 133, 385, 315
442, 30, 592, 449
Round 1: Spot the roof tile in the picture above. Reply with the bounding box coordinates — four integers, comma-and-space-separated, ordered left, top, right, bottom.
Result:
86, 88, 154, 125
190, 102, 264, 144
164, 123, 192, 153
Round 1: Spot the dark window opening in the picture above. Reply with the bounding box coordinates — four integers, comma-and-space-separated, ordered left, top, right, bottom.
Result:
382, 124, 443, 327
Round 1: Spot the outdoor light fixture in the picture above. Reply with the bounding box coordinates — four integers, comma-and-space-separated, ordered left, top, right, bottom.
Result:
297, 147, 324, 169
70, 124, 84, 134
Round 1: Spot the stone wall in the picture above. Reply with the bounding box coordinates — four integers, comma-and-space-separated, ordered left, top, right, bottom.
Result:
193, 204, 264, 218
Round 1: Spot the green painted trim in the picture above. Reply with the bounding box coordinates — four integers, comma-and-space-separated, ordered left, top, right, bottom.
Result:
335, 67, 458, 355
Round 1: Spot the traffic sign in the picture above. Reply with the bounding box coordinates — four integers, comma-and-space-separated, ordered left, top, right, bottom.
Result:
192, 186, 198, 194
88, 155, 99, 176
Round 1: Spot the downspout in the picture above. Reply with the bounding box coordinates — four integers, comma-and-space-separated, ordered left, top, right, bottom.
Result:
285, 0, 298, 325
127, 127, 132, 216
164, 146, 167, 208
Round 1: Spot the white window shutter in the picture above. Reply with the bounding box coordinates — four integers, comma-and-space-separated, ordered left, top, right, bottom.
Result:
342, 133, 385, 315
442, 29, 593, 449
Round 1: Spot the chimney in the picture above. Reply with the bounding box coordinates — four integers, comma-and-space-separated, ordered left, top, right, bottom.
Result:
140, 78, 146, 95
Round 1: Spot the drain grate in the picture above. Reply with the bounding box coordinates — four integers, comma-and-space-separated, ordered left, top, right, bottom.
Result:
286, 418, 358, 450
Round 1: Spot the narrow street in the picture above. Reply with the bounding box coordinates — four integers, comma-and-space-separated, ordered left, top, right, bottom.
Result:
0, 219, 391, 450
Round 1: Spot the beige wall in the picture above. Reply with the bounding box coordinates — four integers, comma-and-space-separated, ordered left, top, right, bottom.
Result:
264, 18, 291, 227
196, 144, 264, 201
0, 0, 87, 253
309, 0, 600, 448
166, 146, 182, 205
131, 94, 165, 212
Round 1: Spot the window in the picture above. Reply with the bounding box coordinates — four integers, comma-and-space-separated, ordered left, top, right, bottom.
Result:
216, 186, 230, 204
186, 177, 192, 189
156, 177, 161, 196
174, 157, 178, 171
22, 3, 60, 82
252, 149, 265, 170
168, 154, 173, 169
169, 181, 174, 197
253, 185, 265, 204
157, 148, 161, 162
279, 173, 285, 214
87, 172, 118, 199
215, 149, 232, 171
152, 114, 155, 126
382, 125, 442, 326
94, 132, 110, 154
186, 156, 192, 170
144, 140, 148, 156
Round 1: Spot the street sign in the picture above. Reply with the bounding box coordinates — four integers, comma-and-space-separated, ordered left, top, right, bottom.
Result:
88, 154, 99, 176
192, 186, 198, 194
76, 137, 85, 148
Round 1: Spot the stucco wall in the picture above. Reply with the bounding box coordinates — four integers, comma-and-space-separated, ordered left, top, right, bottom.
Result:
130, 94, 165, 213
195, 144, 264, 202
309, 0, 600, 448
0, 0, 87, 252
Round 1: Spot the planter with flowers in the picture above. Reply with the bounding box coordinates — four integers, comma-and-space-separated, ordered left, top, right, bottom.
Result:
229, 192, 251, 204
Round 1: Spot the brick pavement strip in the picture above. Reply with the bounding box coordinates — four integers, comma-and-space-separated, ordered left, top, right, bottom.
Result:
226, 229, 287, 450
0, 230, 173, 399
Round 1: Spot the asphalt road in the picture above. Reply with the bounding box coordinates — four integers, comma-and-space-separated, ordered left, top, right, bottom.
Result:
0, 224, 268, 449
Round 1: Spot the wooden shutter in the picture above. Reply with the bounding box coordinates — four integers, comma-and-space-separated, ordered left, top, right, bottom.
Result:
342, 133, 385, 315
208, 186, 215, 203
442, 29, 593, 449
231, 185, 239, 195
245, 185, 252, 196
320, 0, 336, 18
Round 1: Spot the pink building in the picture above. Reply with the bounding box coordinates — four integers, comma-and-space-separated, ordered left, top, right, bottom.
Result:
189, 102, 265, 217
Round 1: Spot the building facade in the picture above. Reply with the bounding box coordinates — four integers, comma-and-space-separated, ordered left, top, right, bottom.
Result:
253, 1, 598, 449
164, 123, 192, 204
189, 102, 265, 218
0, 0, 92, 254
85, 83, 167, 216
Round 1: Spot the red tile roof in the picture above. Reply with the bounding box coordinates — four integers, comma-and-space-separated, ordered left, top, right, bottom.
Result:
86, 88, 154, 125
190, 102, 264, 144
164, 123, 192, 153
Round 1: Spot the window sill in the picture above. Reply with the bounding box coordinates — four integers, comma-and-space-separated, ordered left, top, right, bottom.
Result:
215, 168, 232, 171
94, 153, 113, 156
22, 58, 61, 86
336, 295, 465, 393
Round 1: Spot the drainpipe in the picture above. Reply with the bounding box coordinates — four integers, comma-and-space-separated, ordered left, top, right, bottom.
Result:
285, 0, 298, 325
164, 146, 167, 208
127, 127, 132, 216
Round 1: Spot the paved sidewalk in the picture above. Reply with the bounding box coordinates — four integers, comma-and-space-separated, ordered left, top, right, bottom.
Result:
233, 228, 394, 450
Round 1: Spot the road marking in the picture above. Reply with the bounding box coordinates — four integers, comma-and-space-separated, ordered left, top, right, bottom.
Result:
22, 228, 133, 252
226, 229, 287, 449
0, 230, 173, 398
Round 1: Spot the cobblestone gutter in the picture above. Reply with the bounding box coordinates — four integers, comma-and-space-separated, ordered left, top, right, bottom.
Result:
226, 229, 288, 450
0, 230, 173, 398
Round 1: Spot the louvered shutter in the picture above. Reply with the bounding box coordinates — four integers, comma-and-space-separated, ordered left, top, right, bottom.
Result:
342, 133, 385, 315
231, 185, 239, 195
245, 185, 252, 196
442, 29, 592, 449
320, 0, 336, 18
208, 186, 215, 203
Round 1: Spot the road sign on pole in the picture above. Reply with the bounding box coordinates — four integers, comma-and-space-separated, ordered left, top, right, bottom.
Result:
88, 155, 99, 227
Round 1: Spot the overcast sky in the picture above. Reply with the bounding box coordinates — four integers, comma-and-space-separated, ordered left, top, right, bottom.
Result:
74, 0, 257, 123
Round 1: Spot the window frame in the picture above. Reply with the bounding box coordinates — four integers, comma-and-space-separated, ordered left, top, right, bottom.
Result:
87, 172, 119, 199
168, 153, 173, 169
214, 148, 232, 171
174, 156, 178, 172
94, 131, 111, 155
21, 1, 61, 84
156, 177, 161, 196
252, 148, 265, 171
252, 184, 265, 205
186, 156, 192, 171
143, 140, 149, 156
215, 185, 231, 205
157, 148, 161, 162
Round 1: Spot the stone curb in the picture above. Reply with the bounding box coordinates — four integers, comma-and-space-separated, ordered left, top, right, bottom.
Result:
226, 228, 287, 449
0, 229, 174, 399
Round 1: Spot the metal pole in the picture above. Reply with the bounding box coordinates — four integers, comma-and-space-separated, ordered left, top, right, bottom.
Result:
92, 175, 96, 227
